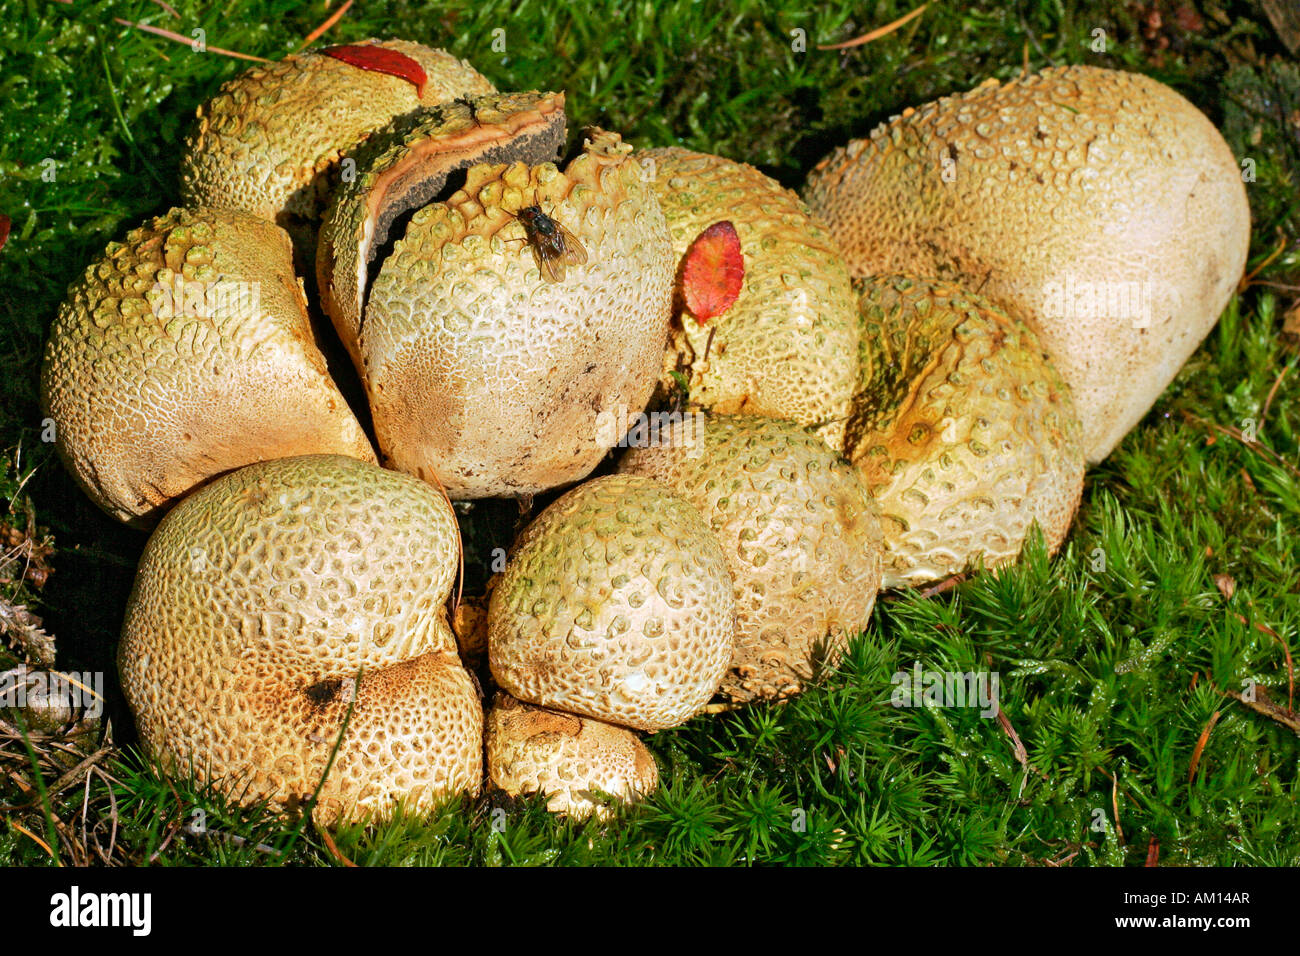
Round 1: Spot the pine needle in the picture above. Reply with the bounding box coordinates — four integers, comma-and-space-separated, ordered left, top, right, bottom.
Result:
818, 3, 928, 50
296, 0, 354, 52
113, 18, 272, 63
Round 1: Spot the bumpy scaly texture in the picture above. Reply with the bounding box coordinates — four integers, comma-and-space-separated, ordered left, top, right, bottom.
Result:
619, 415, 883, 701
364, 131, 674, 498
485, 693, 658, 819
489, 475, 735, 731
317, 91, 567, 367
40, 208, 375, 528
119, 455, 482, 825
803, 65, 1250, 462
179, 40, 494, 229
845, 277, 1085, 589
639, 148, 860, 452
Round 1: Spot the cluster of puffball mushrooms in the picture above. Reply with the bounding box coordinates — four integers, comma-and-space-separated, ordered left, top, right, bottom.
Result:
39, 39, 1250, 823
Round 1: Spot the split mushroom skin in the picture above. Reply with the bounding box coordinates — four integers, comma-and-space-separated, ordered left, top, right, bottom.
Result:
845, 275, 1085, 589
804, 65, 1251, 462
485, 693, 658, 819
179, 39, 495, 237
118, 454, 482, 825
640, 148, 860, 452
489, 474, 736, 731
619, 414, 884, 702
363, 131, 675, 499
317, 90, 569, 371
40, 207, 376, 528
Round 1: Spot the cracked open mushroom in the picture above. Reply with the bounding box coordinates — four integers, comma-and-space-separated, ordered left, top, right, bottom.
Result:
323, 117, 675, 498
179, 39, 495, 264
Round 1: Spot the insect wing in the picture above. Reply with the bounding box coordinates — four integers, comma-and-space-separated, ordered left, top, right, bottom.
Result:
554, 223, 588, 268
537, 248, 566, 283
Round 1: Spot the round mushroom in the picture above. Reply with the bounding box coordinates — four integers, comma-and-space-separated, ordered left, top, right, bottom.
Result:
118, 454, 482, 825
845, 275, 1085, 588
488, 474, 736, 731
40, 207, 375, 528
804, 65, 1251, 462
359, 130, 675, 498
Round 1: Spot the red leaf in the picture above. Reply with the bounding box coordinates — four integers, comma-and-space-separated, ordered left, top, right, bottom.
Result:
0, 213, 9, 254
681, 220, 743, 324
322, 44, 427, 97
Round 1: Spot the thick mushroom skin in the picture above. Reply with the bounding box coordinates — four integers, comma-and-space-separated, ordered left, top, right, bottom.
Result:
362, 132, 675, 499
118, 455, 482, 825
40, 207, 376, 528
179, 40, 495, 228
804, 65, 1251, 462
845, 276, 1085, 589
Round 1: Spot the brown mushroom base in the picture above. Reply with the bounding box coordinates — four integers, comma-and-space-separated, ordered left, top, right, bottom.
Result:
485, 693, 657, 819
123, 649, 482, 825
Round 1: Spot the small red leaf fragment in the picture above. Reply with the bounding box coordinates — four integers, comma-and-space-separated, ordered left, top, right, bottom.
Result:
681, 220, 743, 324
0, 213, 9, 254
322, 44, 427, 97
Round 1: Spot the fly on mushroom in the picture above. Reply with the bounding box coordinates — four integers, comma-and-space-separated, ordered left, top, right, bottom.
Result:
512, 203, 588, 283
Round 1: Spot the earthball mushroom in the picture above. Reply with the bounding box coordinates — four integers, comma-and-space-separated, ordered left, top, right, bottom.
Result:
845, 275, 1085, 589
485, 693, 658, 819
118, 454, 482, 825
488, 475, 736, 731
355, 129, 675, 498
804, 65, 1251, 462
179, 39, 494, 259
640, 148, 860, 452
40, 207, 375, 528
619, 414, 884, 702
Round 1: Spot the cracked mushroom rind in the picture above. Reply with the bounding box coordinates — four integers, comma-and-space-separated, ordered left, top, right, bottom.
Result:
485, 692, 658, 819
118, 455, 482, 826
803, 65, 1251, 462
40, 207, 377, 528
179, 40, 495, 233
845, 275, 1085, 589
488, 475, 736, 731
317, 91, 569, 369
363, 130, 675, 499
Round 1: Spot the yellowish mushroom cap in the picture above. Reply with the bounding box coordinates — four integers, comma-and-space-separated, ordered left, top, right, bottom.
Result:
362, 131, 675, 498
804, 65, 1250, 462
846, 276, 1085, 589
488, 475, 736, 731
639, 148, 860, 452
485, 693, 658, 819
40, 207, 376, 528
118, 454, 482, 825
